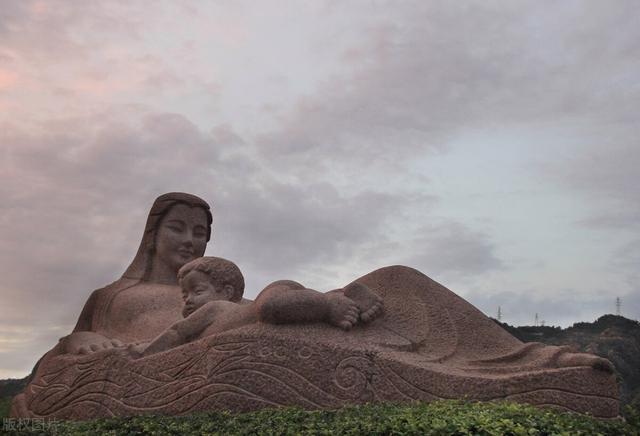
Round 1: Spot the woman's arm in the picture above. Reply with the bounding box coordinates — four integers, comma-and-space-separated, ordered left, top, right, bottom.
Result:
63, 289, 124, 354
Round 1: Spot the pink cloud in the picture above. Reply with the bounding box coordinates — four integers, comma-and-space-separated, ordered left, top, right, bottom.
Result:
29, 0, 50, 16
0, 69, 18, 90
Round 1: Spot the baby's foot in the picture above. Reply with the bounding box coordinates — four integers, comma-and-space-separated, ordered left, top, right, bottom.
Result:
342, 281, 383, 323
557, 352, 614, 373
327, 292, 360, 330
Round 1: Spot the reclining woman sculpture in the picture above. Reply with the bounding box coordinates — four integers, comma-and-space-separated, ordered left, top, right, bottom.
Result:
11, 192, 619, 420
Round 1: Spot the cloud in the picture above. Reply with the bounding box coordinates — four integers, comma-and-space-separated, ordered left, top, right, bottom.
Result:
0, 1, 215, 125
0, 324, 68, 379
256, 1, 639, 168
0, 1, 140, 61
401, 221, 504, 282
540, 132, 640, 308
0, 107, 424, 340
611, 240, 640, 272
1, 110, 225, 327
609, 240, 640, 301
466, 287, 637, 328
561, 141, 640, 232
216, 184, 405, 272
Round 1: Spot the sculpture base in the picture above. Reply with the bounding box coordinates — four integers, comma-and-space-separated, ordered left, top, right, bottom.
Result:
11, 325, 618, 420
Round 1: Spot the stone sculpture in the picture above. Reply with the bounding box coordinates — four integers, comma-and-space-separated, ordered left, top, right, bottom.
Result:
11, 193, 619, 420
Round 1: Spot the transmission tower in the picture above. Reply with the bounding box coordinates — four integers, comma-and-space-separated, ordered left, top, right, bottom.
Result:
616, 297, 621, 316
534, 313, 539, 327
497, 306, 502, 321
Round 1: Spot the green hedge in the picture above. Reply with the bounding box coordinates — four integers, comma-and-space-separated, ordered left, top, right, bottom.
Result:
3, 400, 639, 435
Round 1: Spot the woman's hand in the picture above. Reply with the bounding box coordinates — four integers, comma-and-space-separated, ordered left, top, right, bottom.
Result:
78, 339, 124, 354
62, 331, 124, 354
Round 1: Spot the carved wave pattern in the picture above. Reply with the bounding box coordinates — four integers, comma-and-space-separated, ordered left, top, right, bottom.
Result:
23, 335, 618, 419
25, 338, 377, 418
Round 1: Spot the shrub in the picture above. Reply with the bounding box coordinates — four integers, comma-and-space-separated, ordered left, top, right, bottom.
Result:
2, 400, 638, 435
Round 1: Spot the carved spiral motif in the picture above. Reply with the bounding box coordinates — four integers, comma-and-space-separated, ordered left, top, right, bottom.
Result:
333, 356, 373, 400
298, 346, 312, 359
257, 346, 271, 358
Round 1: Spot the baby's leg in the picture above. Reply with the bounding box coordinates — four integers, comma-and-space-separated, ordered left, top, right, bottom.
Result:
255, 281, 359, 330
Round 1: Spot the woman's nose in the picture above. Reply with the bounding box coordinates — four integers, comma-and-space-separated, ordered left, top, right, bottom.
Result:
180, 230, 195, 246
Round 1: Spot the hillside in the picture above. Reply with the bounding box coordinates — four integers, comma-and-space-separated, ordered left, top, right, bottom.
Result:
0, 377, 27, 400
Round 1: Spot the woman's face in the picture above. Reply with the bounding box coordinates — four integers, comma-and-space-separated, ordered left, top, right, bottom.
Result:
154, 204, 209, 272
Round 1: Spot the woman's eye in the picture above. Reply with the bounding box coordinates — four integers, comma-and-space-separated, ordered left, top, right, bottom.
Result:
168, 226, 182, 232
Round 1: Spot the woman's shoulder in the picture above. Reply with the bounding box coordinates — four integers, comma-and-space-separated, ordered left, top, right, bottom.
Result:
100, 277, 139, 292
85, 278, 141, 307
73, 278, 141, 332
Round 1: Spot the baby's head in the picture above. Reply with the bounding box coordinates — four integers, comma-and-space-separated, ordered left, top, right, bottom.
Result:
177, 256, 245, 317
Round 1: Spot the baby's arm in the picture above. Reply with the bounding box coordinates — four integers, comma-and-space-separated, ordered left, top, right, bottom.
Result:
130, 302, 222, 358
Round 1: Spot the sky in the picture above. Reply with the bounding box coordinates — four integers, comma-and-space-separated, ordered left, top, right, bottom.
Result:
0, 0, 639, 379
